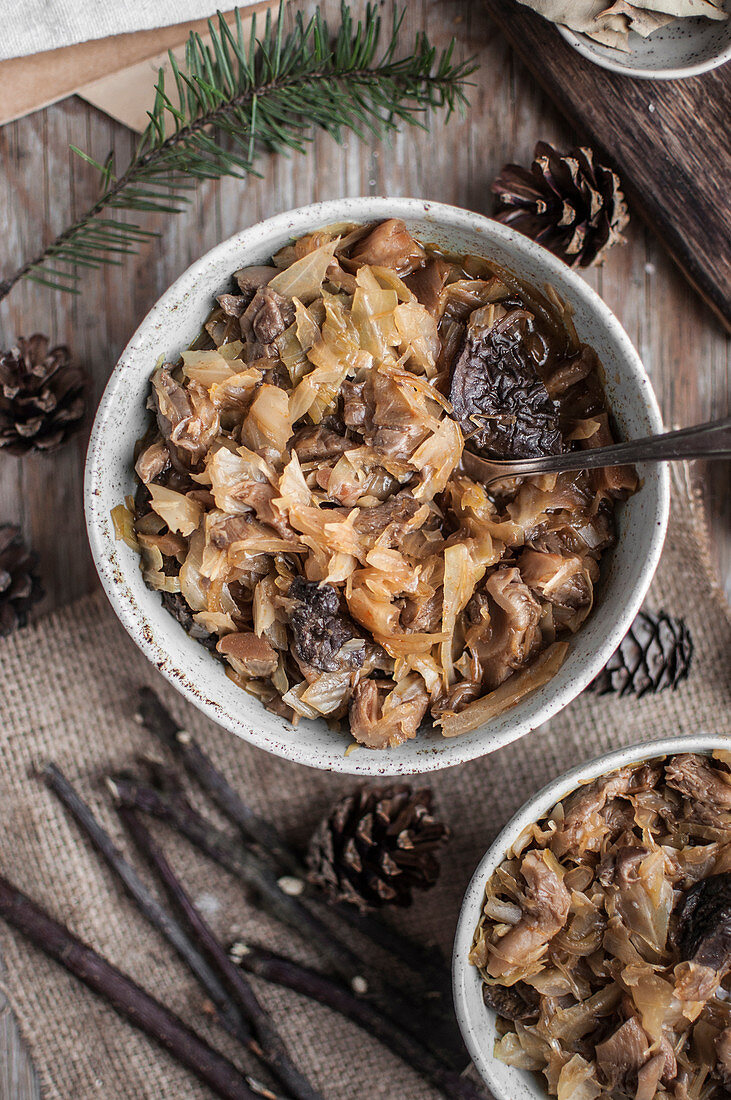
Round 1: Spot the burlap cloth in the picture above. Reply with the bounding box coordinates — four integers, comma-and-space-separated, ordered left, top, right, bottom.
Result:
0, 465, 729, 1100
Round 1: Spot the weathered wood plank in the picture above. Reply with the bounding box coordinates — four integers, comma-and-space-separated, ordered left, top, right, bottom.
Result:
485, 0, 731, 332
0, 955, 42, 1099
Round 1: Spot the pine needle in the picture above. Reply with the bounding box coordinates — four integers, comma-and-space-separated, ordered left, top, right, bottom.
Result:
0, 3, 475, 302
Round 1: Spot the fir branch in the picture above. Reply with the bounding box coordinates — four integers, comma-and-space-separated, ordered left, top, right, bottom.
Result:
0, 3, 475, 301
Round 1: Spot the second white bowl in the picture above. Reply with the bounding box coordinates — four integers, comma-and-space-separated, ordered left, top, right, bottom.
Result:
452, 734, 729, 1100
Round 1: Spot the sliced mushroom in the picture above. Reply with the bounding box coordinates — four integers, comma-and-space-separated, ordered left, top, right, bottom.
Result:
404, 256, 451, 315
340, 379, 370, 432
241, 287, 296, 345
486, 850, 570, 978
350, 219, 426, 276
216, 293, 247, 317
151, 368, 219, 464
134, 438, 169, 484
217, 632, 278, 678
137, 530, 188, 558
290, 422, 353, 463
665, 754, 731, 818
233, 265, 279, 299
348, 676, 429, 750
289, 577, 362, 673
673, 872, 731, 976
595, 1016, 649, 1091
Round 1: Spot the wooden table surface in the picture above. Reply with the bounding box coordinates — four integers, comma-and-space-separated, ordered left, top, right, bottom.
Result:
0, 1, 728, 1095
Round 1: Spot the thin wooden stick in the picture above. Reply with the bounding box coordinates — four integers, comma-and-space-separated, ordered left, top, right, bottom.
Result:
136, 690, 453, 999
0, 873, 272, 1100
230, 943, 489, 1100
42, 763, 251, 1046
136, 688, 299, 876
110, 769, 466, 1072
331, 903, 452, 998
108, 773, 366, 982
119, 804, 323, 1100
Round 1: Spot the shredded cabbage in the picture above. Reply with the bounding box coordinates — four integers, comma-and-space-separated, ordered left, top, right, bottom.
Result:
128, 218, 632, 752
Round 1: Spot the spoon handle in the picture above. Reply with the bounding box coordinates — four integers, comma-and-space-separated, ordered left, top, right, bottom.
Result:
466, 416, 731, 483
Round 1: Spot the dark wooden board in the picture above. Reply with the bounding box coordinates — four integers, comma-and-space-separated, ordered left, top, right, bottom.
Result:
486, 0, 731, 332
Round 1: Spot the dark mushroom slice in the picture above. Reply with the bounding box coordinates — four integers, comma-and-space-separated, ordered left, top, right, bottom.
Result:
449, 308, 563, 459
665, 754, 731, 816
340, 379, 370, 433
595, 1016, 650, 1092
347, 677, 429, 750
233, 265, 279, 300
160, 593, 218, 651
288, 577, 363, 673
241, 286, 296, 346
673, 872, 731, 976
404, 257, 451, 315
481, 980, 539, 1023
290, 422, 353, 463
150, 367, 220, 466
216, 293, 247, 318
134, 438, 170, 484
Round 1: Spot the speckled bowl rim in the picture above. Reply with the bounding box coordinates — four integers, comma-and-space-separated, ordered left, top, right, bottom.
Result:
452, 733, 731, 1100
558, 23, 731, 79
84, 196, 669, 776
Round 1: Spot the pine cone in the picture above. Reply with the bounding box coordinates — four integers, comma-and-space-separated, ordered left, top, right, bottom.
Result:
306, 784, 450, 910
0, 334, 87, 455
0, 525, 43, 636
492, 141, 629, 268
589, 610, 693, 698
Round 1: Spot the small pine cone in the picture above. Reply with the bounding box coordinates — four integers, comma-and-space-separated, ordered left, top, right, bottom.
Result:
0, 525, 43, 637
306, 784, 450, 910
589, 610, 693, 698
492, 141, 629, 268
0, 334, 87, 455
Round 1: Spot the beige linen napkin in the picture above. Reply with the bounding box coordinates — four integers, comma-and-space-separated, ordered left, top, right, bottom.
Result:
0, 5, 274, 130
0, 465, 728, 1100
1, 1, 256, 61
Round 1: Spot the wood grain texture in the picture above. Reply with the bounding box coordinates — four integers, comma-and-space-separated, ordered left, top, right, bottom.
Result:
0, 961, 41, 1099
485, 0, 731, 332
0, 1, 728, 1093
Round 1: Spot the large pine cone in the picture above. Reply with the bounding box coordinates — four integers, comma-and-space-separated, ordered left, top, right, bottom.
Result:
307, 784, 450, 910
492, 141, 629, 268
0, 525, 43, 636
0, 334, 87, 455
589, 609, 693, 698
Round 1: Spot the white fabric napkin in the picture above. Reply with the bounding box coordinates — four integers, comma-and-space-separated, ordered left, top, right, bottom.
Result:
1, 1, 260, 62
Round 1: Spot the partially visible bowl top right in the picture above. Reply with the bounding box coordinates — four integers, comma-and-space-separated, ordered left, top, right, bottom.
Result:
454, 736, 731, 1100
558, 5, 731, 79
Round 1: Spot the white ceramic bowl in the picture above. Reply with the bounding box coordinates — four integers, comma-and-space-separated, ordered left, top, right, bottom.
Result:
452, 734, 729, 1100
558, 6, 731, 79
84, 196, 669, 776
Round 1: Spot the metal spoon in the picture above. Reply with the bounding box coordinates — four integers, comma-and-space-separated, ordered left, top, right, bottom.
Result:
460, 416, 731, 487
